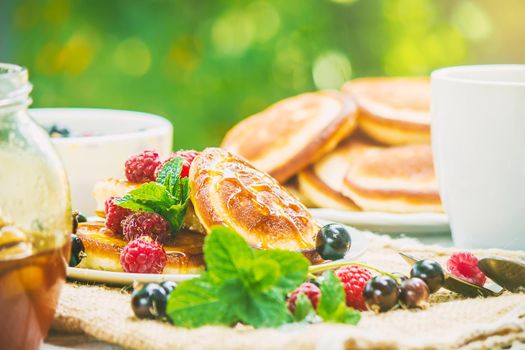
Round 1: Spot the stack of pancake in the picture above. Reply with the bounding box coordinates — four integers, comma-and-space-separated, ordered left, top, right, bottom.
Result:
222, 77, 443, 214
81, 148, 324, 273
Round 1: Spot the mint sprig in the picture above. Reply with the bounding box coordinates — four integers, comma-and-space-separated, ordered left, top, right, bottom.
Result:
166, 226, 361, 328
317, 271, 361, 325
116, 157, 189, 231
167, 226, 309, 328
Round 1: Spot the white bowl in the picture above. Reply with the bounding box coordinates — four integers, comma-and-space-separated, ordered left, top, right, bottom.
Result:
30, 108, 173, 214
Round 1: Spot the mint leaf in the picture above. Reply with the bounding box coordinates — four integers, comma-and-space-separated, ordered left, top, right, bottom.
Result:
167, 274, 235, 327
255, 250, 309, 294
156, 157, 183, 196
220, 280, 290, 328
116, 182, 172, 213
166, 227, 312, 328
317, 271, 361, 325
116, 159, 190, 232
243, 258, 280, 292
293, 293, 314, 322
204, 226, 254, 282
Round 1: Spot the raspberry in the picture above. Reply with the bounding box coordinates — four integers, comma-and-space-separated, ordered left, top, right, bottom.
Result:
155, 150, 199, 179
287, 282, 321, 314
335, 265, 372, 311
120, 236, 167, 274
447, 252, 486, 286
125, 150, 161, 183
122, 212, 171, 244
104, 196, 133, 236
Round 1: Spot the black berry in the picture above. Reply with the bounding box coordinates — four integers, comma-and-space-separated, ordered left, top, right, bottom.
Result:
72, 211, 87, 234
131, 284, 168, 319
68, 233, 85, 267
363, 276, 399, 313
410, 260, 444, 293
315, 223, 352, 260
399, 277, 429, 309
160, 281, 177, 295
391, 272, 408, 283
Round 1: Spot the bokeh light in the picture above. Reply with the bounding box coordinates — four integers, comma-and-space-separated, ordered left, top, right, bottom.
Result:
1, 0, 524, 150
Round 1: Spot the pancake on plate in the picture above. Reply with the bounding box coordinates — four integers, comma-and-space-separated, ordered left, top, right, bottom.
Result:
76, 222, 204, 274
342, 78, 430, 145
283, 177, 316, 208
92, 178, 205, 234
298, 134, 381, 211
341, 144, 442, 213
221, 91, 358, 183
189, 147, 323, 262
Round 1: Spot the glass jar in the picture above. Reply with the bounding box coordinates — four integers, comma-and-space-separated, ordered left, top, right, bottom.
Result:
0, 63, 71, 349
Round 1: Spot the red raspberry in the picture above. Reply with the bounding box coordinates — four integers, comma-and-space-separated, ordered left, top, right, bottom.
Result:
447, 252, 486, 286
104, 196, 133, 236
122, 212, 171, 244
335, 265, 372, 311
125, 150, 161, 183
287, 282, 321, 314
120, 236, 167, 274
155, 150, 199, 179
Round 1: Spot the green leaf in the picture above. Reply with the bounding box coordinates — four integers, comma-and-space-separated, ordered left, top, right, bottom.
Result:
204, 226, 254, 282
166, 274, 235, 328
317, 271, 344, 318
293, 293, 314, 322
115, 194, 156, 213
242, 258, 280, 292
255, 249, 309, 294
156, 157, 183, 197
116, 182, 173, 211
116, 174, 189, 231
220, 280, 290, 328
317, 271, 361, 325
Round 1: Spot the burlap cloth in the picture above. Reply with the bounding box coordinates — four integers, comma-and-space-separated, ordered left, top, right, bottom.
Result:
52, 233, 525, 350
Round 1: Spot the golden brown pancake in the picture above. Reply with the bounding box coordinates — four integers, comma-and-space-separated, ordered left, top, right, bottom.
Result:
189, 148, 321, 251
341, 144, 442, 213
76, 222, 204, 274
298, 134, 381, 211
92, 178, 206, 234
342, 78, 430, 145
221, 91, 358, 183
283, 177, 316, 208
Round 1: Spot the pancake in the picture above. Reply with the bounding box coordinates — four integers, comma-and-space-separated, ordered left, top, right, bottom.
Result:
283, 177, 316, 208
76, 222, 205, 274
189, 147, 321, 252
221, 91, 358, 183
342, 78, 430, 145
298, 135, 381, 211
92, 178, 206, 234
341, 144, 442, 213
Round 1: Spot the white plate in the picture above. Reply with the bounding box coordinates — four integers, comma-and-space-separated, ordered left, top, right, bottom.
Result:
311, 208, 450, 235
67, 224, 368, 286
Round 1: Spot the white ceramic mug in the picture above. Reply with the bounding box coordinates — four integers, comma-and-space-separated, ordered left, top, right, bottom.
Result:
431, 65, 525, 250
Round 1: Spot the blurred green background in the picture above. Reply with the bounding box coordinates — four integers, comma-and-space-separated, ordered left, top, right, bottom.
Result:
1, 0, 524, 149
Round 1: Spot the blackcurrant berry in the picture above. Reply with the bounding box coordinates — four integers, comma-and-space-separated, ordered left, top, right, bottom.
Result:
363, 275, 399, 313
315, 223, 352, 260
391, 272, 409, 283
399, 277, 429, 309
68, 233, 86, 267
410, 260, 444, 293
131, 283, 168, 319
160, 281, 177, 295
72, 211, 87, 234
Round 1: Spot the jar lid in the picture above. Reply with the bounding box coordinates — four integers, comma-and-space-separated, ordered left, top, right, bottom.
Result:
0, 63, 32, 108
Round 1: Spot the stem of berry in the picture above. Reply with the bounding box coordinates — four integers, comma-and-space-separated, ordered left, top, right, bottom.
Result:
309, 261, 400, 282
